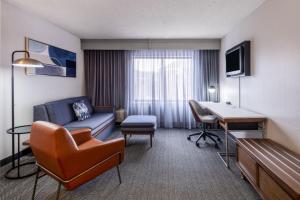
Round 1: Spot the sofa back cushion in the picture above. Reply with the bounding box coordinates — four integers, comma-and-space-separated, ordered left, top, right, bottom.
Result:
45, 96, 93, 125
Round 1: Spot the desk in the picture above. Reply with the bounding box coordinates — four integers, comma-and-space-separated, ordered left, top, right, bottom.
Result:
198, 102, 267, 168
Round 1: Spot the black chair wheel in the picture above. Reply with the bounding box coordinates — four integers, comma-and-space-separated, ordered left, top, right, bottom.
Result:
196, 143, 200, 147
187, 136, 191, 141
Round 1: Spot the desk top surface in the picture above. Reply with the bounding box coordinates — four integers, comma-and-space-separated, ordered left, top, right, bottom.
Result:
198, 102, 267, 122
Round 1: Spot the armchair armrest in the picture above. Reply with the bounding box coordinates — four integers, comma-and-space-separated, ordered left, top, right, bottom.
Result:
99, 138, 125, 162
63, 138, 125, 179
79, 138, 125, 163
94, 105, 115, 113
70, 128, 92, 146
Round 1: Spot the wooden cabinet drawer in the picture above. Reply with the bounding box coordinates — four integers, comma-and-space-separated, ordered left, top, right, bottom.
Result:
259, 167, 292, 200
237, 146, 257, 184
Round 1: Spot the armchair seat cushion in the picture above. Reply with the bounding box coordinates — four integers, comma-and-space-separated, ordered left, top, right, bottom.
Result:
65, 113, 114, 130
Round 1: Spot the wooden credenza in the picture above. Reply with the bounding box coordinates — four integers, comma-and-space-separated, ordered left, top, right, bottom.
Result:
237, 139, 300, 200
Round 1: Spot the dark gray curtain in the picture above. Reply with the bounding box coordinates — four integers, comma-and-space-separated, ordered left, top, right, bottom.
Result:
84, 50, 125, 108
199, 50, 220, 102
84, 49, 219, 116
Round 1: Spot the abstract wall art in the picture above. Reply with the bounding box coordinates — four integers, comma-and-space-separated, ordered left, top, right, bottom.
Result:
25, 38, 76, 77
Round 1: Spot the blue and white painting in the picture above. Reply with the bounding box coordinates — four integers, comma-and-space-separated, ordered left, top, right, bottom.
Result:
25, 38, 76, 77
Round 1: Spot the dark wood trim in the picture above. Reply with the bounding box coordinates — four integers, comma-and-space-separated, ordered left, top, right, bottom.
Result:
122, 131, 154, 147
122, 131, 155, 135
94, 105, 113, 109
0, 147, 32, 167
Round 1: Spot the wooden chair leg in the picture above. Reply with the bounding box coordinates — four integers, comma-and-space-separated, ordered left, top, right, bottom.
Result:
123, 134, 127, 147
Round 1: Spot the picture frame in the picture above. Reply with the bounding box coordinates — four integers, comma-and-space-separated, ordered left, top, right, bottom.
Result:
25, 37, 76, 77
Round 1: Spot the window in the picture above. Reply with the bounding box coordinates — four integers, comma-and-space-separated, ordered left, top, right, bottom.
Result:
133, 56, 194, 102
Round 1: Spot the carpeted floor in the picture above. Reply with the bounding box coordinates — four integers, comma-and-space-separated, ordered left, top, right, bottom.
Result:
0, 129, 260, 200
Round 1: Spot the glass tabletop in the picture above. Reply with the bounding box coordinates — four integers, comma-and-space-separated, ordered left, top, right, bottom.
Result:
7, 125, 32, 135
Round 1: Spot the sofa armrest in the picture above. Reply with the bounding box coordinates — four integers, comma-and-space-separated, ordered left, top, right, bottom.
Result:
33, 104, 49, 122
70, 128, 92, 145
94, 105, 115, 113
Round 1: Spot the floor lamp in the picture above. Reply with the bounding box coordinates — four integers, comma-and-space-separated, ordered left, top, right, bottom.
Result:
9, 50, 43, 178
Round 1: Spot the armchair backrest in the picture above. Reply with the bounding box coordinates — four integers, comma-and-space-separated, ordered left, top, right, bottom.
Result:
30, 121, 78, 179
189, 100, 208, 123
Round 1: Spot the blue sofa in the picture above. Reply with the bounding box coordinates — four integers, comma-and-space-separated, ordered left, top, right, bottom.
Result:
33, 96, 115, 140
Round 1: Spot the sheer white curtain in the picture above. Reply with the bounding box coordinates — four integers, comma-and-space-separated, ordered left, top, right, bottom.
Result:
125, 49, 207, 128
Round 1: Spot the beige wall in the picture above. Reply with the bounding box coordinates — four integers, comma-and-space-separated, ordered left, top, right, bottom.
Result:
0, 2, 84, 160
220, 0, 300, 153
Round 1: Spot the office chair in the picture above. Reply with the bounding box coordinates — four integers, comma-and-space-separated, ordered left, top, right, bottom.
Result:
187, 100, 221, 148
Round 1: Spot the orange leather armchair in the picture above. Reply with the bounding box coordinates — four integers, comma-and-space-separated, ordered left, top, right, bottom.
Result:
30, 121, 125, 200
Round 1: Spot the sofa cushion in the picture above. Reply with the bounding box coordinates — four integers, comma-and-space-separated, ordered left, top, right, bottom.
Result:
65, 113, 114, 130
45, 96, 92, 125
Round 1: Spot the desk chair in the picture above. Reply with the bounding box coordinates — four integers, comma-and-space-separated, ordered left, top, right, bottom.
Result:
187, 100, 221, 148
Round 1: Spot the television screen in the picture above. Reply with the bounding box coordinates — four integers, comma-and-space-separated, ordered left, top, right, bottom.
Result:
226, 48, 240, 73
225, 41, 250, 77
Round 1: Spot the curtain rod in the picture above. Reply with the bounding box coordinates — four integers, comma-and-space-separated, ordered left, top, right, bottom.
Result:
81, 39, 221, 50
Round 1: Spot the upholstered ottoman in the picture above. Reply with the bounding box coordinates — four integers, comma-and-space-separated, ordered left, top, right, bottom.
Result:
121, 115, 157, 147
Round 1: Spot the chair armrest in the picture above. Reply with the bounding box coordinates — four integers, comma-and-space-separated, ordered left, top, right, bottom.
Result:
62, 138, 125, 179
100, 138, 125, 162
94, 105, 115, 113
79, 138, 125, 163
70, 128, 92, 145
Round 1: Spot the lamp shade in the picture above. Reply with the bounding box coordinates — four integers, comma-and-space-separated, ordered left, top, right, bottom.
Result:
12, 58, 43, 68
208, 86, 216, 93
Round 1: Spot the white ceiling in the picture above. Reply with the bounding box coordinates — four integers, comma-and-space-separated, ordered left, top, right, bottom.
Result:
5, 0, 265, 39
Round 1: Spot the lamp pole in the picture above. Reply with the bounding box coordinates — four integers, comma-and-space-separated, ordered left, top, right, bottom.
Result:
11, 51, 30, 171
5, 50, 42, 179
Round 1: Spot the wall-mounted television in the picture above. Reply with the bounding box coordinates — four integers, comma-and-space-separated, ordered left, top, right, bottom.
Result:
226, 41, 250, 77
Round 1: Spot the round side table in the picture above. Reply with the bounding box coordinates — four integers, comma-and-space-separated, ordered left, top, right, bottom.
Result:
5, 125, 37, 179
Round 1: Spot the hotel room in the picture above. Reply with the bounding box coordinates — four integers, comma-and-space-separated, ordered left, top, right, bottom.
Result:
0, 0, 299, 199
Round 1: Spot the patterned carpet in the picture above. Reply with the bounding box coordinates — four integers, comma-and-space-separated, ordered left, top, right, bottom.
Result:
0, 129, 260, 200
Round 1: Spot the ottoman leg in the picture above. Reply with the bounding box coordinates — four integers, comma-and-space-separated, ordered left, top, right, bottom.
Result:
123, 134, 127, 147
150, 133, 153, 147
